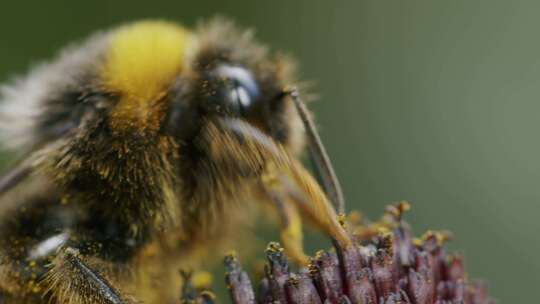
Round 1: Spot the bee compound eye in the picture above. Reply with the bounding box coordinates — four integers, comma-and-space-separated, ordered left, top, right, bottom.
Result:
214, 65, 260, 115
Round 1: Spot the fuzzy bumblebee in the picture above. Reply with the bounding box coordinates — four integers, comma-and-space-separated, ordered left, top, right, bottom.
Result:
0, 19, 351, 303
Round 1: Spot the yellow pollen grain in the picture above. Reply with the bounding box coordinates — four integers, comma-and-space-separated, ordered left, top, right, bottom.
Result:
101, 21, 191, 130
192, 271, 213, 289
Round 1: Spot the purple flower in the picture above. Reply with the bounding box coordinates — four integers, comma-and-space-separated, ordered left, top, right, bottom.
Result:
185, 202, 494, 304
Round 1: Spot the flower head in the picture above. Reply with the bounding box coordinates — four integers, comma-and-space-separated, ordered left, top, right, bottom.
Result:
184, 202, 494, 304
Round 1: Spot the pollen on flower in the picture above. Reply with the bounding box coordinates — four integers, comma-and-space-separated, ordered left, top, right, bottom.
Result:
183, 202, 494, 304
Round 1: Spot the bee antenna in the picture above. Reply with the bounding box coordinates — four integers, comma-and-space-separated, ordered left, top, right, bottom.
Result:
285, 87, 346, 214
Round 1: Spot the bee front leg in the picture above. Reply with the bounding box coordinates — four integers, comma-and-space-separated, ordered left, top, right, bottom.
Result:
260, 183, 309, 266
43, 247, 134, 304
201, 118, 352, 261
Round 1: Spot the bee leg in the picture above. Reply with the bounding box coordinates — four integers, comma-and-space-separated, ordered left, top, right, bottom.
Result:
205, 118, 352, 250
277, 162, 353, 250
43, 247, 133, 304
179, 271, 216, 304
261, 184, 309, 265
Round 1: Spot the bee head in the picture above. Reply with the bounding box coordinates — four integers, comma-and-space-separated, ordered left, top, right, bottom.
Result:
87, 19, 304, 157
164, 19, 304, 155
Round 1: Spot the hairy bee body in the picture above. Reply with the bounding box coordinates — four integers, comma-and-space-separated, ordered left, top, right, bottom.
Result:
0, 18, 348, 304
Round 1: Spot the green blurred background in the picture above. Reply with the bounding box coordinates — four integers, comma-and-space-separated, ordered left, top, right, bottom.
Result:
1, 1, 537, 302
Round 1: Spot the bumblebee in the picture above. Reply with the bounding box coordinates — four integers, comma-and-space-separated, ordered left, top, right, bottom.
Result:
0, 18, 351, 303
